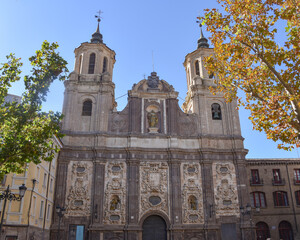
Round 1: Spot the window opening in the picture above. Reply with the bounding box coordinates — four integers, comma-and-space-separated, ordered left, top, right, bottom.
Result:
88, 53, 96, 74
102, 57, 108, 73
82, 100, 92, 116
195, 60, 200, 76
250, 192, 266, 208
211, 103, 222, 120
273, 191, 289, 207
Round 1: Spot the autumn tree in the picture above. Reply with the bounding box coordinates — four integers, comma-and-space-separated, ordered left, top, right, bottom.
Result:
200, 0, 300, 149
0, 41, 68, 179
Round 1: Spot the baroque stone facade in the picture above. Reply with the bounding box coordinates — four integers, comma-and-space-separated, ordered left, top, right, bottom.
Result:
51, 21, 253, 240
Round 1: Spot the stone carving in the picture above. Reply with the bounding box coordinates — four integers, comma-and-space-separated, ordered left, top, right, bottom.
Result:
147, 72, 160, 89
140, 162, 169, 219
110, 195, 121, 210
181, 163, 204, 224
213, 162, 239, 218
104, 162, 126, 224
184, 232, 205, 240
66, 161, 92, 216
147, 110, 158, 128
111, 113, 128, 132
188, 195, 198, 210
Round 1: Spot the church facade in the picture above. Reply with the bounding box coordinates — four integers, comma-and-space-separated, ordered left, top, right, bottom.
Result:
50, 19, 299, 240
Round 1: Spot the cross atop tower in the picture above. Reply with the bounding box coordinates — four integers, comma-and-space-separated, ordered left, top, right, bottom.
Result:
91, 10, 104, 43
95, 10, 103, 23
196, 16, 209, 48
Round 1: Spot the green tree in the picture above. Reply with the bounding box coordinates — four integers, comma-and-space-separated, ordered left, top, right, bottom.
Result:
201, 0, 300, 150
0, 41, 68, 179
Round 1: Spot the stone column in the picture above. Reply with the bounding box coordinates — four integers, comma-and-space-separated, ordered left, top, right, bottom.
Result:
125, 160, 140, 240
168, 159, 183, 240
90, 161, 106, 228
50, 155, 68, 240
201, 156, 218, 240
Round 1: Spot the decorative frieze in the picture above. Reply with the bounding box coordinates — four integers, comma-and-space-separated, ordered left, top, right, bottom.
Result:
181, 163, 204, 224
139, 162, 169, 219
103, 161, 127, 224
212, 162, 239, 218
65, 161, 92, 217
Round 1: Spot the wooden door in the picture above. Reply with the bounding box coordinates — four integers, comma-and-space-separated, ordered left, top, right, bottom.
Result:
142, 215, 167, 240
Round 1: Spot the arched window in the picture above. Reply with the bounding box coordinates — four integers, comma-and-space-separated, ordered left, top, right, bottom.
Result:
82, 100, 92, 116
195, 60, 200, 76
250, 192, 266, 208
211, 103, 222, 120
102, 57, 108, 73
88, 53, 96, 74
256, 222, 270, 240
295, 191, 300, 205
78, 55, 82, 74
279, 221, 294, 240
273, 191, 289, 206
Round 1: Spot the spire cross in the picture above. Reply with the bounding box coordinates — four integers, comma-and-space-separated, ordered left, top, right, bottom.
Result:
196, 16, 205, 38
95, 10, 103, 23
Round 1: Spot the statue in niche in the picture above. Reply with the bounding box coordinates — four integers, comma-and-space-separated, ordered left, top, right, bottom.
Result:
110, 195, 120, 211
188, 195, 198, 210
147, 110, 158, 128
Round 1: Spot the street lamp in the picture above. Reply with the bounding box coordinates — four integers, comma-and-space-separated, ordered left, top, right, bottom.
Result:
0, 184, 27, 235
240, 203, 260, 240
56, 205, 66, 240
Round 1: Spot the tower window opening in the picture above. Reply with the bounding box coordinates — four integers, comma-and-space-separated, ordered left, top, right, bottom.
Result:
102, 57, 108, 73
211, 103, 222, 120
209, 73, 214, 79
78, 55, 82, 74
82, 100, 92, 116
195, 60, 200, 76
88, 53, 96, 74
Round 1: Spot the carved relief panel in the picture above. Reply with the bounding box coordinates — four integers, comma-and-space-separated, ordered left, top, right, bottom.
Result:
103, 161, 127, 224
139, 162, 169, 220
181, 163, 204, 224
65, 161, 93, 217
212, 162, 239, 218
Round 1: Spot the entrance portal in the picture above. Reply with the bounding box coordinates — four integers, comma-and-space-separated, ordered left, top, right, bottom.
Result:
142, 215, 167, 240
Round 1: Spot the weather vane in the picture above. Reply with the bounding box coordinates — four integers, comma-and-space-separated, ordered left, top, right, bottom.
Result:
95, 10, 103, 23
196, 15, 202, 28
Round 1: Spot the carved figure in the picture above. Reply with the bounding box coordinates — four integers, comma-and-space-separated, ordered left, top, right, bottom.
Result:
188, 196, 198, 210
147, 72, 160, 88
147, 111, 158, 128
110, 195, 120, 210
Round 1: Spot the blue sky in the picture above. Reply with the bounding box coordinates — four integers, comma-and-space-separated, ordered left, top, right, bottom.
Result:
1, 0, 298, 159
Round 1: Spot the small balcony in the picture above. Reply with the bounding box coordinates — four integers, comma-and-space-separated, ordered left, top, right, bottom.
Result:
250, 178, 264, 186
294, 179, 300, 185
272, 178, 286, 186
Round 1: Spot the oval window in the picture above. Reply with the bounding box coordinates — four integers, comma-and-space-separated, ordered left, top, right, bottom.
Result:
149, 196, 161, 206
76, 167, 86, 173
110, 215, 120, 221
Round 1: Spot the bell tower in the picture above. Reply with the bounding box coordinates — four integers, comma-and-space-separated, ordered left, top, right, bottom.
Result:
182, 24, 242, 137
62, 14, 116, 133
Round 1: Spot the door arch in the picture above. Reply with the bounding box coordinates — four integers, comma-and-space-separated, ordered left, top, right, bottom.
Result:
256, 222, 270, 240
279, 221, 294, 240
142, 215, 167, 240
